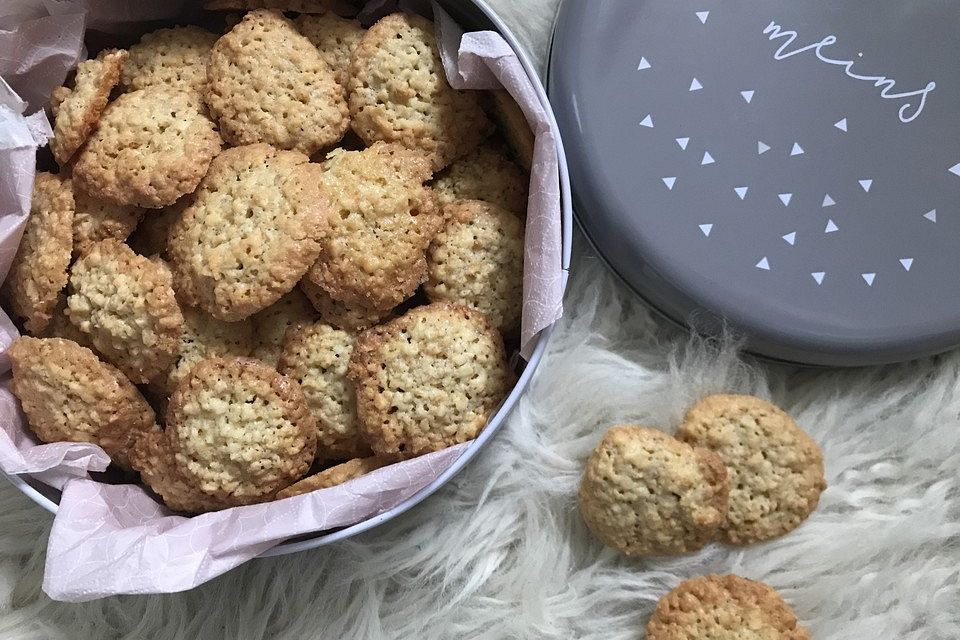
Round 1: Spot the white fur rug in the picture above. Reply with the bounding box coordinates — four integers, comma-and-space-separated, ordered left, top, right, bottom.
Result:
2, 2, 959, 637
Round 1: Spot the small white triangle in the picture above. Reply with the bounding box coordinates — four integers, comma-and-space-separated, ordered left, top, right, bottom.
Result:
699, 223, 713, 237
822, 194, 836, 208
757, 141, 771, 155
862, 272, 876, 286
778, 193, 793, 206
824, 219, 839, 233
782, 231, 796, 245
640, 114, 654, 128
637, 57, 651, 70
701, 151, 715, 165
690, 78, 703, 92
791, 142, 804, 156
924, 209, 937, 222
811, 272, 826, 285
835, 118, 848, 132
696, 10, 710, 24
756, 257, 770, 270
662, 176, 677, 190
741, 90, 754, 103
859, 179, 873, 192
950, 162, 960, 177
676, 137, 690, 150
900, 258, 914, 271
734, 186, 748, 200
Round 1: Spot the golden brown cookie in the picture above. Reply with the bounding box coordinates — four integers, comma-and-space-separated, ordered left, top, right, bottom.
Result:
646, 574, 811, 640
578, 426, 728, 557
304, 142, 441, 311
153, 305, 254, 395
43, 295, 95, 351
131, 427, 231, 514
299, 278, 392, 332
167, 144, 328, 322
677, 395, 827, 545
4, 172, 74, 335
121, 26, 218, 102
433, 143, 528, 213
425, 200, 524, 334
349, 12, 493, 170
250, 288, 318, 366
72, 87, 222, 208
295, 13, 364, 87
50, 49, 128, 166
487, 90, 534, 172
72, 186, 144, 257
278, 322, 370, 462
204, 0, 332, 12
167, 357, 317, 504
205, 10, 349, 155
66, 240, 184, 384
8, 337, 157, 469
349, 303, 512, 457
276, 455, 394, 499
126, 200, 186, 258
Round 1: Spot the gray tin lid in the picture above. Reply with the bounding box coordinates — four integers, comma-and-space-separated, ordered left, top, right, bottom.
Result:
548, 0, 960, 366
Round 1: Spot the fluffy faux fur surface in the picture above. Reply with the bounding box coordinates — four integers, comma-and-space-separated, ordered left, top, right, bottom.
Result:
1, 2, 958, 638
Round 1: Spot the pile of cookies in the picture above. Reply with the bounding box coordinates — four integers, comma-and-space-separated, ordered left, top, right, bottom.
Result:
579, 394, 825, 637
3, 4, 531, 514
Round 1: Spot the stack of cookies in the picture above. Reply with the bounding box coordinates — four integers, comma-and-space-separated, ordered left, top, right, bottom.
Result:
3, 4, 531, 514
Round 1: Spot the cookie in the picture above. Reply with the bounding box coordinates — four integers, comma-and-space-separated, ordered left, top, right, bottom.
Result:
276, 455, 393, 499
167, 357, 317, 504
167, 144, 328, 321
425, 200, 524, 334
204, 0, 332, 12
72, 186, 144, 257
66, 239, 184, 384
348, 303, 512, 457
121, 26, 218, 102
50, 49, 128, 166
154, 305, 255, 395
487, 90, 534, 172
677, 394, 827, 545
205, 9, 349, 155
250, 288, 318, 366
349, 12, 493, 170
9, 337, 157, 469
73, 87, 221, 208
646, 574, 811, 640
4, 172, 74, 335
433, 143, 528, 213
43, 295, 95, 351
300, 278, 391, 332
295, 13, 364, 87
278, 322, 370, 462
304, 142, 441, 311
126, 200, 186, 258
578, 426, 728, 557
131, 427, 231, 514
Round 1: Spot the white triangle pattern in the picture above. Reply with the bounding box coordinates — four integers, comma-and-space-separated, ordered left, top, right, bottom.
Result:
900, 258, 914, 271
757, 141, 770, 154
637, 57, 651, 70
824, 219, 838, 233
734, 186, 748, 200
950, 162, 960, 177
862, 273, 876, 286
676, 137, 690, 150
741, 90, 754, 103
782, 232, 796, 245
835, 118, 848, 132
791, 142, 804, 156
696, 10, 710, 24
690, 78, 703, 92
662, 177, 677, 190
701, 151, 715, 165
924, 209, 937, 222
811, 272, 826, 285
822, 194, 836, 207
756, 257, 770, 270
699, 224, 713, 237
859, 179, 873, 192
640, 114, 654, 128
778, 193, 793, 206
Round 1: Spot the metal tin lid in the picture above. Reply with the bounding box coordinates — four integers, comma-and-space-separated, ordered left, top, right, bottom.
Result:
548, 0, 960, 366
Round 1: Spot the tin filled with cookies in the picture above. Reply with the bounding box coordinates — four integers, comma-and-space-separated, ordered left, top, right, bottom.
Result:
0, 0, 571, 598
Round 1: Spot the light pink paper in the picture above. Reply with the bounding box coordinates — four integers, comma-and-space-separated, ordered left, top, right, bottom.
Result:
0, 0, 563, 602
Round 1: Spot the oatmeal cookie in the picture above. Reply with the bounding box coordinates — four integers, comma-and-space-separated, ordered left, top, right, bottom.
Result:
349, 12, 492, 170
433, 142, 528, 213
205, 9, 349, 154
295, 13, 364, 87
677, 394, 827, 544
9, 337, 157, 468
348, 303, 512, 457
66, 239, 183, 383
250, 288, 318, 366
299, 278, 391, 332
167, 357, 316, 504
578, 426, 728, 557
425, 200, 524, 333
646, 574, 811, 640
72, 186, 143, 257
121, 26, 218, 101
276, 455, 394, 499
50, 49, 127, 166
167, 144, 328, 321
4, 172, 74, 335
